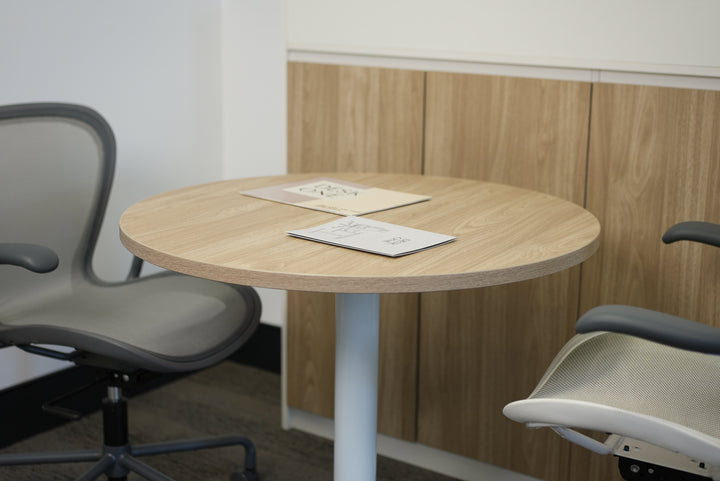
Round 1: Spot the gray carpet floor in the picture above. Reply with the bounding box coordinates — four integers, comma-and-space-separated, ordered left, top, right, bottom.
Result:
0, 362, 457, 480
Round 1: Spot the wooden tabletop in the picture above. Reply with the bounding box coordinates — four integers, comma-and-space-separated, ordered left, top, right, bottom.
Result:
119, 173, 600, 293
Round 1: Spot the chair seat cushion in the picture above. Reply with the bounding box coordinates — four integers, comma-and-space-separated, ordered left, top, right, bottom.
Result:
0, 273, 260, 372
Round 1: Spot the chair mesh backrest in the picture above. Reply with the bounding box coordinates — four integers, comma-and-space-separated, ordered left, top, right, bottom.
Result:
529, 332, 720, 439
0, 103, 115, 310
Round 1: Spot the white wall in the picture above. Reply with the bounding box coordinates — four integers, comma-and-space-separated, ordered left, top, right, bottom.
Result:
0, 0, 287, 389
221, 0, 288, 326
0, 0, 226, 281
287, 0, 720, 77
222, 0, 287, 179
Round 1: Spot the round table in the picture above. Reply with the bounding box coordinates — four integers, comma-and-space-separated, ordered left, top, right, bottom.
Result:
119, 173, 601, 481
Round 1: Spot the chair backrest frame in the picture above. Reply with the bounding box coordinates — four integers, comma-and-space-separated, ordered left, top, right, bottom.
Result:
0, 103, 116, 300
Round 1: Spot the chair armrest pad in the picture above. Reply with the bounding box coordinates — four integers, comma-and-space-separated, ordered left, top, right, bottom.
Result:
576, 305, 720, 354
0, 243, 59, 273
662, 221, 720, 248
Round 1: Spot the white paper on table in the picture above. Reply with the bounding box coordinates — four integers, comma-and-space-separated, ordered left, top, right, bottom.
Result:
287, 216, 456, 257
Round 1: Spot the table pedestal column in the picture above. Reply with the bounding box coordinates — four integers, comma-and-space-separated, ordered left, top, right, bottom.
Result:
334, 292, 380, 481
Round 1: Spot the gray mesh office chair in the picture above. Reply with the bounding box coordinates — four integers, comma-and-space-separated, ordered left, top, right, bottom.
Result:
0, 103, 261, 481
504, 221, 720, 481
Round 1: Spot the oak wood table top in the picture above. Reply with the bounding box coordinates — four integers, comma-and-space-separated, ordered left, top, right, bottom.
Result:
119, 173, 600, 294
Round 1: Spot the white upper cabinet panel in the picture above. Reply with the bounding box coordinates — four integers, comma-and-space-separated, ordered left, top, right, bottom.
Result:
287, 0, 720, 77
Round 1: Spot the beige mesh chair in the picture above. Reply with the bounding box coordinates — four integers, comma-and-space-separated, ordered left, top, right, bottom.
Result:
0, 103, 261, 481
504, 221, 720, 481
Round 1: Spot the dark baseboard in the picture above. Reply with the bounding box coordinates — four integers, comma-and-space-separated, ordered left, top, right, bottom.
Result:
0, 324, 281, 448
229, 323, 282, 373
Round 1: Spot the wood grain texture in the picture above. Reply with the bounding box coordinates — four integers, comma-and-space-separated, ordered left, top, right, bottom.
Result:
418, 72, 592, 481
581, 83, 720, 318
287, 62, 424, 173
424, 72, 590, 201
119, 174, 599, 293
420, 273, 580, 480
286, 63, 425, 440
286, 292, 419, 440
286, 291, 336, 418
573, 83, 720, 481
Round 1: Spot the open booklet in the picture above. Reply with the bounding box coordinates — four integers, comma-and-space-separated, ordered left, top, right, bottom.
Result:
240, 177, 431, 216
287, 216, 456, 257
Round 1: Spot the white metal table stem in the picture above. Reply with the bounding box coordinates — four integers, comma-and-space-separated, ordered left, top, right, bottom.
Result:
334, 292, 381, 481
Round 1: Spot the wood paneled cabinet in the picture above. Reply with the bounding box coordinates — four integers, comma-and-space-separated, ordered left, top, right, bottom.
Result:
286, 62, 720, 481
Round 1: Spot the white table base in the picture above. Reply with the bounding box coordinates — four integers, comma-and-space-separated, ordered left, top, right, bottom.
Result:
334, 293, 381, 481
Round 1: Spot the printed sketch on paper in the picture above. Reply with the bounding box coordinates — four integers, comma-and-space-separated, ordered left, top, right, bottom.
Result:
382, 236, 411, 245
285, 181, 366, 200
309, 218, 388, 240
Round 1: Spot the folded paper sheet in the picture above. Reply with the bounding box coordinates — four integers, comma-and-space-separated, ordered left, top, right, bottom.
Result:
288, 216, 456, 257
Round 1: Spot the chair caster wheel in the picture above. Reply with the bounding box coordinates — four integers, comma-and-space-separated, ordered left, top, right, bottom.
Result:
231, 469, 258, 481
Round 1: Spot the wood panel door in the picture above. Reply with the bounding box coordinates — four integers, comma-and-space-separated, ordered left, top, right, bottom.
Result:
419, 72, 592, 481
573, 83, 720, 481
286, 62, 425, 440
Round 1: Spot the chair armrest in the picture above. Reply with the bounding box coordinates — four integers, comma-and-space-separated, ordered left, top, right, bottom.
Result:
0, 243, 59, 273
662, 221, 720, 248
576, 305, 720, 355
